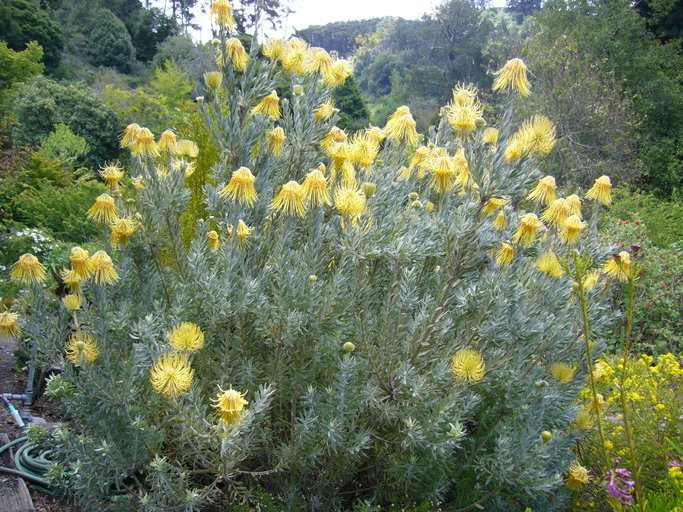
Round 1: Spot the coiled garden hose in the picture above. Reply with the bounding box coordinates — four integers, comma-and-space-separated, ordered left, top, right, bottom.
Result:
0, 436, 52, 493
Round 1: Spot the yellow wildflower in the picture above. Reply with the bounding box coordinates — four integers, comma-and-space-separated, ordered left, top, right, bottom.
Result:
575, 409, 594, 430
428, 155, 457, 194
447, 102, 483, 133
262, 38, 286, 60
334, 185, 366, 220
270, 181, 307, 217
210, 0, 235, 29
150, 353, 193, 398
384, 106, 419, 145
253, 90, 280, 120
235, 219, 254, 250
550, 362, 575, 384
536, 252, 564, 277
203, 71, 223, 89
315, 99, 338, 122
586, 175, 612, 205
70, 247, 92, 279
219, 167, 258, 207
207, 230, 220, 251
583, 268, 602, 290
410, 146, 430, 169
87, 194, 120, 224
302, 169, 331, 207
483, 127, 499, 145
168, 322, 205, 352
120, 123, 141, 148
60, 268, 82, 292
62, 294, 82, 311
450, 348, 486, 383
212, 385, 248, 424
0, 311, 20, 338
541, 198, 570, 228
350, 132, 379, 169
131, 127, 159, 158
496, 243, 514, 265
561, 215, 586, 244
513, 213, 542, 246
365, 126, 386, 145
586, 393, 605, 413
566, 461, 590, 490
566, 194, 582, 218
89, 250, 119, 285
493, 211, 506, 229
11, 253, 46, 284
224, 38, 249, 71
268, 127, 286, 156
492, 58, 531, 97
158, 130, 177, 152
527, 176, 557, 206
175, 140, 199, 158
110, 218, 139, 248
66, 330, 99, 365
322, 58, 353, 87
362, 182, 376, 198
519, 115, 556, 155
99, 163, 124, 190
305, 47, 333, 75
603, 251, 632, 281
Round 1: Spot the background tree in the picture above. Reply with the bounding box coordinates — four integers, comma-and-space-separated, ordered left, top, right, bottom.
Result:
84, 9, 136, 72
331, 75, 369, 130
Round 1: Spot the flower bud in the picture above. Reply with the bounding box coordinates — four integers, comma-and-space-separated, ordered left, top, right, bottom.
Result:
293, 84, 304, 96
535, 380, 548, 388
408, 192, 419, 201
196, 96, 205, 103
475, 117, 486, 129
426, 201, 435, 213
541, 431, 553, 442
411, 200, 423, 209
343, 342, 355, 352
362, 182, 376, 198
309, 274, 317, 282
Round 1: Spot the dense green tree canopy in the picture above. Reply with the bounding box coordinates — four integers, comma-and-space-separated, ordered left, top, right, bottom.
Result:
85, 8, 136, 72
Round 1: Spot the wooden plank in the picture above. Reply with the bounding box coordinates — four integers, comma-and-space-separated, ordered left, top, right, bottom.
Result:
0, 433, 35, 511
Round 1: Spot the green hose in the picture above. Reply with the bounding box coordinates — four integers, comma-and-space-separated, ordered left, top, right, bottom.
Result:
0, 436, 52, 492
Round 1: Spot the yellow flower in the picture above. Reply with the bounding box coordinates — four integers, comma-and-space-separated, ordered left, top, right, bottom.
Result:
586, 175, 612, 205
302, 169, 331, 207
87, 193, 120, 224
280, 38, 309, 74
109, 218, 139, 248
315, 99, 338, 122
120, 123, 141, 148
428, 156, 457, 194
305, 47, 333, 75
450, 83, 478, 108
70, 247, 92, 279
450, 348, 486, 383
235, 219, 254, 250
561, 215, 586, 244
203, 71, 223, 89
513, 213, 542, 247
495, 243, 514, 265
212, 385, 248, 424
365, 126, 386, 145
536, 252, 564, 277
493, 211, 506, 229
270, 181, 307, 217
425, 201, 435, 213
322, 58, 353, 87
410, 146, 430, 169
566, 194, 582, 218
168, 322, 205, 352
131, 127, 159, 158
219, 167, 258, 207
210, 0, 235, 28
224, 38, 249, 71
158, 130, 177, 152
89, 250, 119, 285
447, 98, 483, 133
586, 393, 605, 413
62, 294, 82, 311
519, 115, 556, 155
343, 341, 355, 352
131, 176, 145, 189
492, 58, 531, 97
350, 132, 379, 169
268, 127, 286, 156
262, 38, 285, 60
11, 253, 46, 284
65, 330, 99, 365
321, 126, 348, 153
550, 362, 575, 384
566, 461, 590, 490
504, 136, 524, 162
99, 163, 124, 190
150, 353, 193, 398
575, 409, 594, 430
384, 106, 419, 145
0, 311, 20, 338
603, 251, 632, 281
583, 268, 602, 290
527, 176, 557, 206
60, 268, 82, 292
175, 140, 199, 158
541, 198, 570, 228
334, 185, 366, 220
207, 230, 220, 251
483, 127, 499, 145
253, 90, 280, 120
453, 149, 475, 189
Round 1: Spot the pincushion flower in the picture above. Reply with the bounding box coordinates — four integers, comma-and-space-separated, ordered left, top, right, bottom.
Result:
447, 100, 483, 133
210, 0, 235, 29
504, 136, 524, 162
350, 132, 379, 169
536, 252, 564, 277
99, 163, 124, 190
62, 294, 82, 311
212, 385, 248, 424
334, 185, 366, 220
384, 106, 419, 145
575, 410, 594, 430
281, 38, 309, 74
120, 123, 141, 148
207, 230, 220, 251
495, 243, 514, 265
315, 99, 338, 122
11, 253, 46, 284
150, 353, 193, 398
323, 58, 353, 87
175, 140, 199, 158
492, 58, 531, 97
270, 181, 307, 217
262, 38, 285, 60
70, 247, 92, 279
253, 90, 280, 120
0, 311, 20, 338
268, 127, 286, 156
450, 348, 486, 383
365, 126, 385, 145
550, 362, 575, 384
453, 149, 475, 189
586, 393, 605, 413
566, 461, 590, 490
493, 211, 506, 229
158, 130, 177, 152
519, 115, 556, 155
219, 167, 258, 206
362, 182, 376, 198
302, 169, 331, 207
235, 220, 254, 250
566, 194, 582, 218
586, 175, 612, 205
542, 200, 572, 230
110, 218, 139, 248
87, 194, 120, 224
89, 250, 119, 285
561, 214, 586, 244
203, 71, 223, 89
223, 38, 249, 71
513, 213, 542, 246
66, 330, 99, 365
428, 156, 457, 194
410, 146, 430, 169
483, 127, 499, 145
60, 268, 82, 292
131, 128, 159, 157
527, 176, 557, 206
321, 126, 348, 153
603, 251, 632, 281
450, 83, 478, 108
168, 322, 205, 352
305, 47, 333, 75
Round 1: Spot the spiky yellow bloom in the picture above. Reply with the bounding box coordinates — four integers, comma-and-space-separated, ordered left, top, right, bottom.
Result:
207, 230, 220, 251
89, 250, 119, 285
365, 126, 386, 145
566, 194, 582, 218
447, 102, 483, 133
492, 58, 531, 97
450, 348, 486, 383
110, 218, 139, 248
158, 130, 177, 152
131, 176, 145, 190
65, 330, 99, 365
0, 311, 20, 338
253, 90, 280, 120
426, 156, 454, 194
60, 268, 82, 292
583, 268, 602, 290
450, 83, 478, 108
262, 38, 286, 60
527, 176, 557, 206
566, 461, 590, 490
334, 185, 366, 220
99, 163, 124, 190
210, 0, 235, 28
384, 106, 419, 145
586, 393, 605, 413
175, 140, 199, 158
305, 47, 333, 75
350, 132, 379, 168
519, 115, 556, 155
302, 169, 331, 207
270, 181, 307, 217
315, 98, 338, 122
120, 123, 141, 148
561, 215, 586, 244
130, 128, 159, 158
504, 136, 524, 162
575, 409, 594, 429
603, 251, 632, 281
322, 58, 353, 87
235, 220, 254, 250
150, 353, 193, 398
204, 71, 223, 89
268, 127, 286, 156
224, 38, 249, 71
69, 247, 92, 279
212, 385, 248, 424
483, 127, 499, 145
541, 198, 570, 228
585, 175, 612, 205
62, 294, 82, 311
328, 141, 352, 166
168, 322, 204, 352
87, 194, 119, 225
550, 362, 575, 384
219, 167, 258, 207
410, 146, 430, 169
483, 197, 508, 216
496, 243, 514, 265
537, 252, 564, 277
11, 253, 46, 284
493, 211, 506, 229
321, 126, 347, 153
453, 149, 475, 189
513, 213, 542, 247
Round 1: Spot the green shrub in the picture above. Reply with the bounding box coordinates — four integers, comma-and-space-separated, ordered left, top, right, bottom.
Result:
0, 40, 44, 92
84, 9, 136, 73
39, 123, 90, 169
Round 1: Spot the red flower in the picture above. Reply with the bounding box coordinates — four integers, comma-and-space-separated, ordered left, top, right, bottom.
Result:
646, 302, 652, 307
663, 292, 669, 296
635, 220, 640, 225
